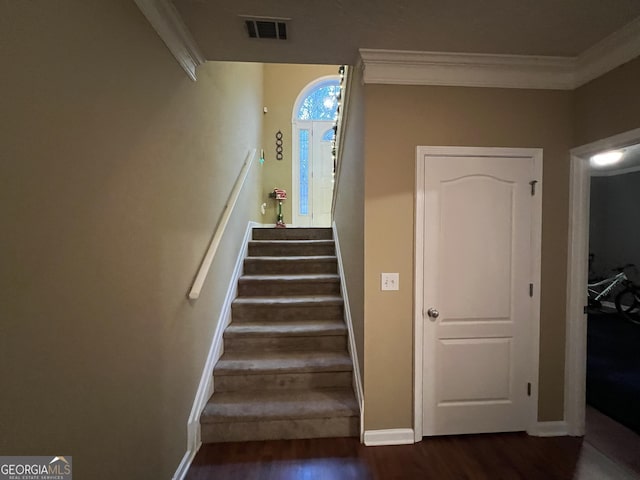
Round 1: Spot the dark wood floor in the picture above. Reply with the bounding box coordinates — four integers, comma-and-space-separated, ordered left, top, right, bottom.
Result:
186, 433, 585, 480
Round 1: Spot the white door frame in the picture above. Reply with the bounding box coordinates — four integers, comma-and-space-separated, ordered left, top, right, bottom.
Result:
564, 127, 640, 436
414, 146, 543, 441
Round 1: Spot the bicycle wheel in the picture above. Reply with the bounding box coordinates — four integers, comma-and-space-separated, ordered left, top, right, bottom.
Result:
614, 287, 640, 324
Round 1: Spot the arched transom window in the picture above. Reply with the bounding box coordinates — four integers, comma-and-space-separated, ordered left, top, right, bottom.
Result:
295, 79, 340, 121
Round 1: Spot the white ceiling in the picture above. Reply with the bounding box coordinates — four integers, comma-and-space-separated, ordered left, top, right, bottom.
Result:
173, 0, 640, 65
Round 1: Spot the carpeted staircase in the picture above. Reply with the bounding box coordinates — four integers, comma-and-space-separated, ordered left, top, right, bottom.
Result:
200, 227, 359, 443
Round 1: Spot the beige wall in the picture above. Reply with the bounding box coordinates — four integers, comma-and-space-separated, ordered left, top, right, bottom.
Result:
261, 64, 338, 224
363, 85, 573, 429
0, 1, 263, 478
574, 56, 640, 146
333, 66, 366, 379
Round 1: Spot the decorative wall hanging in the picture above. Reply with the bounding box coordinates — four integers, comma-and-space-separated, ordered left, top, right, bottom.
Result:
275, 130, 284, 160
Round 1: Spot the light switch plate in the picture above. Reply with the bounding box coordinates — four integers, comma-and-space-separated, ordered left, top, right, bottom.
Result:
381, 273, 399, 291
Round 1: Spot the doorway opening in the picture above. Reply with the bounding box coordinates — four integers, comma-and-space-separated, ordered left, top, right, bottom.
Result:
566, 129, 640, 475
292, 76, 339, 227
565, 127, 640, 438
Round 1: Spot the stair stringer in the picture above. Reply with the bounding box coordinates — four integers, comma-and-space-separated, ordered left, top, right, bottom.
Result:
332, 221, 365, 442
183, 221, 258, 464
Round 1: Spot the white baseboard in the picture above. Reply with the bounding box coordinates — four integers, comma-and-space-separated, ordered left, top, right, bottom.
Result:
332, 222, 365, 442
364, 428, 416, 446
172, 448, 198, 480
529, 421, 569, 437
175, 220, 257, 479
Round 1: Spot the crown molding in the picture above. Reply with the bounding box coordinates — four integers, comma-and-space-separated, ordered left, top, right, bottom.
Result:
575, 16, 640, 87
135, 0, 205, 81
359, 49, 576, 89
360, 16, 640, 90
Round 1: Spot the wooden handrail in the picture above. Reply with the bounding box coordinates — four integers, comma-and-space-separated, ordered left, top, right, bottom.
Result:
188, 148, 256, 300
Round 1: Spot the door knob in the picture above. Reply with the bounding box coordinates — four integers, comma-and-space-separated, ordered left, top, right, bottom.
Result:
427, 308, 439, 320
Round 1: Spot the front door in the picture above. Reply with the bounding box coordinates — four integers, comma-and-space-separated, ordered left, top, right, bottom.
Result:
293, 121, 334, 227
418, 146, 541, 436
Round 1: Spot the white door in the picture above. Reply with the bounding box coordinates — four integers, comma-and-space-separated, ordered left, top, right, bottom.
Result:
419, 147, 541, 436
293, 121, 334, 227
311, 123, 335, 227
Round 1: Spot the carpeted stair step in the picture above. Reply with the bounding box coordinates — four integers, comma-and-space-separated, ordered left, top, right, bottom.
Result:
213, 350, 354, 392
243, 256, 338, 275
214, 370, 353, 392
200, 226, 359, 444
238, 274, 340, 296
224, 320, 347, 352
214, 350, 353, 376
248, 240, 335, 257
200, 388, 359, 442
252, 228, 333, 241
231, 295, 343, 322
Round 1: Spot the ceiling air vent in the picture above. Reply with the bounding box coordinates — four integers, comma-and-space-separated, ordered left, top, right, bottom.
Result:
243, 16, 289, 40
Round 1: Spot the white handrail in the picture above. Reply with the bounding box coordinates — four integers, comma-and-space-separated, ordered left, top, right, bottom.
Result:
188, 148, 257, 300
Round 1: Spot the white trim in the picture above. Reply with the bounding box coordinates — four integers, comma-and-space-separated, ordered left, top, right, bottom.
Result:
529, 421, 569, 437
590, 164, 640, 177
528, 150, 544, 436
413, 153, 425, 442
360, 49, 576, 90
414, 146, 542, 440
134, 0, 205, 81
172, 450, 196, 480
565, 127, 640, 437
363, 429, 415, 446
174, 221, 256, 480
189, 149, 256, 300
359, 17, 640, 90
332, 221, 365, 442
575, 16, 640, 87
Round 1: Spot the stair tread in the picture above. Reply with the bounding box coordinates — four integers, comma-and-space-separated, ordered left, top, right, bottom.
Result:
240, 274, 339, 281
246, 255, 336, 261
225, 320, 347, 337
249, 239, 334, 245
215, 351, 353, 375
233, 295, 343, 305
202, 388, 358, 423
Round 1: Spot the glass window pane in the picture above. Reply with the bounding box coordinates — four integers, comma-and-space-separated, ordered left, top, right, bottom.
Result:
322, 128, 335, 142
296, 81, 340, 121
299, 129, 309, 215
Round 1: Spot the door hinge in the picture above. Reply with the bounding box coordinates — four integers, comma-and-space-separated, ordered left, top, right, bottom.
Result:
529, 180, 538, 196
529, 283, 534, 297
584, 305, 589, 314
527, 382, 532, 396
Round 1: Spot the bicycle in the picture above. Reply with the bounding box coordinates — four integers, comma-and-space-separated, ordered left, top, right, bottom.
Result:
587, 264, 640, 324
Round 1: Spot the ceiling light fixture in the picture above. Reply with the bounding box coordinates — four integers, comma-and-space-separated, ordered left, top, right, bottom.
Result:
590, 150, 624, 167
